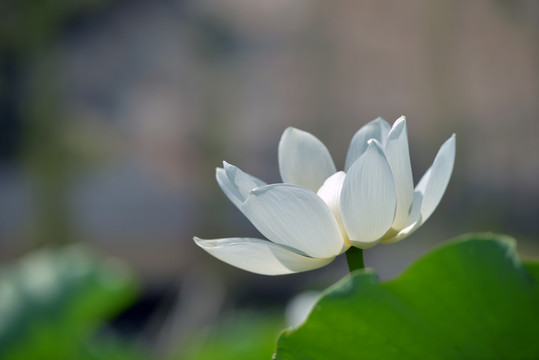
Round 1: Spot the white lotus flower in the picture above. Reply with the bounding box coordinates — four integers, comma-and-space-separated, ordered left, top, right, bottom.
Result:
194, 117, 455, 275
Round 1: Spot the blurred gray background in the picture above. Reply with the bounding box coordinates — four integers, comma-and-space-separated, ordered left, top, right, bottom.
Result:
1, 0, 538, 353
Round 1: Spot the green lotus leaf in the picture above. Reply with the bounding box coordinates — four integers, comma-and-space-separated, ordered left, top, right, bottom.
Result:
275, 233, 539, 359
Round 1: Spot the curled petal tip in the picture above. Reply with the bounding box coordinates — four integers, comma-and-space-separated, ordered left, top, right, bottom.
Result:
249, 185, 271, 196
367, 138, 383, 150
388, 117, 407, 139
366, 139, 386, 156
376, 116, 409, 137
394, 116, 406, 126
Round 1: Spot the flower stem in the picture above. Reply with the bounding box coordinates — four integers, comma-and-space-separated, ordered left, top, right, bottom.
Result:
345, 247, 364, 272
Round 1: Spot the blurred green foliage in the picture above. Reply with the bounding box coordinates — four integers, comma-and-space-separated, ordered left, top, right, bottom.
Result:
0, 245, 138, 360
276, 234, 539, 359
175, 312, 284, 360
76, 336, 150, 360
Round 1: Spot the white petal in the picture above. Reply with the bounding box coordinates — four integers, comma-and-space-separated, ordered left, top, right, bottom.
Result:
316, 171, 350, 253
380, 191, 423, 244
194, 237, 334, 275
216, 162, 266, 209
242, 184, 344, 258
416, 134, 456, 223
345, 117, 391, 171
380, 134, 455, 244
384, 116, 414, 231
341, 140, 397, 249
278, 127, 337, 192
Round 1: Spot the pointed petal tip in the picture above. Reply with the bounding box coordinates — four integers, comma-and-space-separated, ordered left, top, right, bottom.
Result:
388, 117, 407, 139
367, 138, 384, 150
393, 115, 407, 127
222, 162, 235, 179
216, 161, 228, 173
365, 139, 387, 158
222, 161, 236, 175
193, 237, 222, 249
443, 133, 457, 151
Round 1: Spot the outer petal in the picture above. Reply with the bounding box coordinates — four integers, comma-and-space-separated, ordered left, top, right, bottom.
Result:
341, 140, 397, 249
345, 117, 391, 171
194, 237, 334, 275
216, 162, 266, 209
380, 134, 455, 244
278, 127, 337, 192
242, 184, 344, 258
416, 134, 456, 223
384, 117, 414, 231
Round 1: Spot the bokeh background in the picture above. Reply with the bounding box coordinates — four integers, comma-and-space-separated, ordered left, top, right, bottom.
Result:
1, 0, 538, 359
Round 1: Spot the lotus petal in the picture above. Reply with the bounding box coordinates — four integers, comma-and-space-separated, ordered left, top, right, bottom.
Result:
341, 140, 397, 248
345, 117, 391, 171
242, 184, 344, 258
279, 127, 336, 192
194, 237, 334, 275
